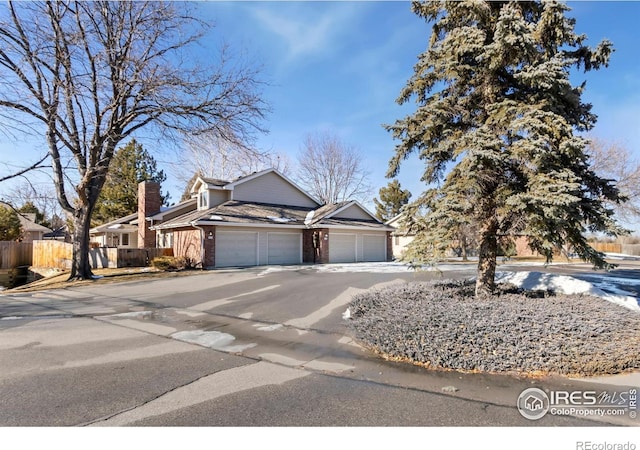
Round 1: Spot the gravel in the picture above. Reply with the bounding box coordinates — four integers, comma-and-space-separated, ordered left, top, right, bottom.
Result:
348, 279, 640, 377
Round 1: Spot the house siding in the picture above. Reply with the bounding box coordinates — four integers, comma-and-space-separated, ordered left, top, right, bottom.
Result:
232, 172, 317, 207
332, 204, 372, 220
172, 227, 202, 266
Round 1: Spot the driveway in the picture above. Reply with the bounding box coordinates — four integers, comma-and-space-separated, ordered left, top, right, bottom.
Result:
0, 262, 637, 427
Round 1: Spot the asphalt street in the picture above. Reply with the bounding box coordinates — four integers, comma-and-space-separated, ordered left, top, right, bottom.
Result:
1, 261, 638, 430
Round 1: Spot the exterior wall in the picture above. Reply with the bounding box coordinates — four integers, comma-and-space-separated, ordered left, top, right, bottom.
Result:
386, 231, 393, 262
333, 204, 373, 220
232, 172, 317, 207
303, 228, 329, 263
138, 181, 161, 248
391, 234, 414, 259
172, 227, 202, 266
208, 190, 229, 208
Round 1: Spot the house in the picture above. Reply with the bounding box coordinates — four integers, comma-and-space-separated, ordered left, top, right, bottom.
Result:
386, 213, 414, 260
17, 213, 52, 243
91, 168, 393, 268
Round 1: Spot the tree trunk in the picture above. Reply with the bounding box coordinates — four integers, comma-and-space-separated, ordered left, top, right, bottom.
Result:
68, 205, 94, 280
461, 233, 468, 262
475, 216, 498, 297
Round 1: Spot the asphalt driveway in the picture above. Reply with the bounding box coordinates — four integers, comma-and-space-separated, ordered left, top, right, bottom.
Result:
1, 262, 637, 427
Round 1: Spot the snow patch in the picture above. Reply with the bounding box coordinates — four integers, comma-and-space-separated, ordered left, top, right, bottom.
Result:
1, 316, 22, 320
267, 216, 295, 223
109, 311, 153, 319
254, 323, 283, 332
171, 330, 256, 352
496, 271, 640, 311
342, 308, 351, 320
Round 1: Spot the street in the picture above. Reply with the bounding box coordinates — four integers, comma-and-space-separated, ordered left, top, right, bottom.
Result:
1, 261, 639, 429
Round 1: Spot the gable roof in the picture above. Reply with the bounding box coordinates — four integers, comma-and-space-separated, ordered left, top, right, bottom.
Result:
90, 212, 138, 234
188, 168, 320, 206
17, 213, 52, 233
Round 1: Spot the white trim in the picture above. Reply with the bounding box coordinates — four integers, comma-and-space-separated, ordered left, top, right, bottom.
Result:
310, 224, 394, 231
197, 221, 307, 229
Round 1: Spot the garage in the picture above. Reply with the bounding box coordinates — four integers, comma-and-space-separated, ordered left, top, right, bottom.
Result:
215, 231, 258, 267
363, 234, 387, 262
329, 233, 357, 263
267, 232, 302, 265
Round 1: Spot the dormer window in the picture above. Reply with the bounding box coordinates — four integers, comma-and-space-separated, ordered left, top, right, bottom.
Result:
199, 191, 208, 209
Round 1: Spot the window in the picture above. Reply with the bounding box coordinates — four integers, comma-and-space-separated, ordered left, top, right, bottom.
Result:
199, 191, 208, 209
394, 236, 400, 245
122, 233, 129, 246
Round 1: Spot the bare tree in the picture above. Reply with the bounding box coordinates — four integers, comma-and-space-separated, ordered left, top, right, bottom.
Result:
587, 136, 640, 221
2, 179, 65, 229
172, 132, 290, 188
0, 1, 268, 279
296, 131, 371, 204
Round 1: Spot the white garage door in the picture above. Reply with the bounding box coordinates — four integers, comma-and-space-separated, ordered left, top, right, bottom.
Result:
268, 233, 301, 265
329, 233, 356, 263
216, 231, 258, 267
363, 234, 386, 262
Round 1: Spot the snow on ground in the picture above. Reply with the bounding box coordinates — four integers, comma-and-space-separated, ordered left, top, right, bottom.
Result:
108, 311, 154, 319
496, 271, 640, 312
171, 330, 257, 353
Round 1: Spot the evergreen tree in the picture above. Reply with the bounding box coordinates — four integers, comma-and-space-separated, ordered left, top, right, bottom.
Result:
17, 201, 50, 228
0, 204, 22, 241
93, 139, 169, 225
373, 180, 411, 221
387, 1, 624, 296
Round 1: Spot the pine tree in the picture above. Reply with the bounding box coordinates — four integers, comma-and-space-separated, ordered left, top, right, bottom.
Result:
93, 140, 169, 225
0, 205, 22, 241
373, 180, 412, 221
387, 1, 624, 296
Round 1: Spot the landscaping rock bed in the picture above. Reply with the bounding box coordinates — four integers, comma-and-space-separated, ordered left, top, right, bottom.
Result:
348, 280, 640, 377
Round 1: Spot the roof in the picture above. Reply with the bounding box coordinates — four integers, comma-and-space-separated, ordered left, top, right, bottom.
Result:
148, 198, 197, 221
152, 199, 394, 231
17, 213, 52, 233
90, 212, 138, 233
152, 201, 311, 230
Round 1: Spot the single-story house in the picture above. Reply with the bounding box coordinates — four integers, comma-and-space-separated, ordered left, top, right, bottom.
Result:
17, 213, 53, 243
91, 168, 394, 268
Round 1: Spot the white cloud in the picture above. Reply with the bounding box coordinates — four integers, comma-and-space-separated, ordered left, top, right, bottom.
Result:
250, 3, 360, 62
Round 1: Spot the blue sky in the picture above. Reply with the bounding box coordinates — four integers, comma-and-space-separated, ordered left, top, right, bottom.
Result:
1, 1, 639, 229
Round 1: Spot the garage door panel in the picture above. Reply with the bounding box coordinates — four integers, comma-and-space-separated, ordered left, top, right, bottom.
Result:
216, 231, 258, 267
363, 234, 386, 262
330, 233, 356, 263
268, 233, 301, 265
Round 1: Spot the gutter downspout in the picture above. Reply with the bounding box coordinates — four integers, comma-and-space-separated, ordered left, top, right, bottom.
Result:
190, 220, 206, 269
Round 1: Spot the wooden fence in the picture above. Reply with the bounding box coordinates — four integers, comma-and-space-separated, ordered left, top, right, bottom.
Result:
32, 241, 73, 270
589, 242, 622, 254
0, 242, 33, 269
32, 241, 172, 269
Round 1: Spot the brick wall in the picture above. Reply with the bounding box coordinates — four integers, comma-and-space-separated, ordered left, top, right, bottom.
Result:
303, 229, 329, 263
138, 181, 161, 248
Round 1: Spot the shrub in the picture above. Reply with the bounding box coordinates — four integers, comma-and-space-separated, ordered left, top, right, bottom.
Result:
151, 256, 182, 271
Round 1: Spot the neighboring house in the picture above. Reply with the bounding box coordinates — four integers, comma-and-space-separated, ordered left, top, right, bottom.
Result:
43, 226, 71, 242
90, 212, 139, 248
92, 168, 393, 268
17, 213, 52, 243
386, 213, 414, 260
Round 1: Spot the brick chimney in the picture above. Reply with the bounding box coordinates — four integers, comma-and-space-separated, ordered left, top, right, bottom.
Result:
138, 181, 161, 248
